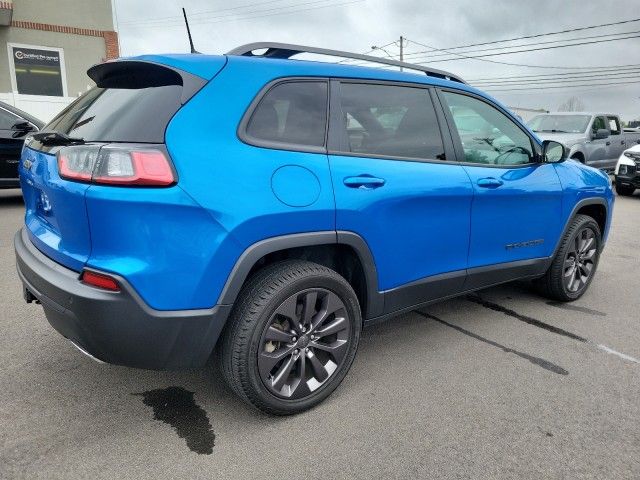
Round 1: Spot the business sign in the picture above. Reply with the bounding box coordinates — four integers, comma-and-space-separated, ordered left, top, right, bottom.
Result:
11, 46, 64, 96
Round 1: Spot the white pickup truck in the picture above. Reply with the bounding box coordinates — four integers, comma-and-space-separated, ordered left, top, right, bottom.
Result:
527, 112, 640, 171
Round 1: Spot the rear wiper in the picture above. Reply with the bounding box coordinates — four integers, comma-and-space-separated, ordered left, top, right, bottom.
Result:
32, 131, 85, 146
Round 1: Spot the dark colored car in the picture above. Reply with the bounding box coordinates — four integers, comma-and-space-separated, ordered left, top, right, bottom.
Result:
0, 101, 44, 188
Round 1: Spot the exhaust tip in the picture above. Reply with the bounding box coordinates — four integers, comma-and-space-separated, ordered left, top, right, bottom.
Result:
70, 340, 106, 364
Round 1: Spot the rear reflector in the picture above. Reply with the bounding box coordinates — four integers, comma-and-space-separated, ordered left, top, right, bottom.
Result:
81, 270, 120, 291
57, 144, 175, 186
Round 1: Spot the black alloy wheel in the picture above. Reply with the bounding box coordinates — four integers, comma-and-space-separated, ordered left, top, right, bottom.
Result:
258, 288, 351, 399
562, 226, 597, 294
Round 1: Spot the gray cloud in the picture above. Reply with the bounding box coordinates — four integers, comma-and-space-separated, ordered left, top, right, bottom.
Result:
114, 0, 640, 120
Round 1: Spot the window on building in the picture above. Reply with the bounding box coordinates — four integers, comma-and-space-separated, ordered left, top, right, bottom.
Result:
245, 81, 328, 148
338, 83, 445, 160
9, 45, 65, 96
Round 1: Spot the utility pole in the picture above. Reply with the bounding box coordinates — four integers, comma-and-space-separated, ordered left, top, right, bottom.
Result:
399, 36, 404, 71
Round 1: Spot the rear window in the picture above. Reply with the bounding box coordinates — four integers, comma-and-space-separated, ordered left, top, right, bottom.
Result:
244, 81, 328, 148
44, 84, 183, 143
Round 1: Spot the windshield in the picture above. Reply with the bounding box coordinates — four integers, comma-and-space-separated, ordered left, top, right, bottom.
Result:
527, 114, 591, 134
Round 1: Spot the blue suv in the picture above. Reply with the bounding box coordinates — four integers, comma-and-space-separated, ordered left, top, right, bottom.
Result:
15, 43, 614, 414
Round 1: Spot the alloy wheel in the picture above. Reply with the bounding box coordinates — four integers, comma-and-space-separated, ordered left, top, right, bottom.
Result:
563, 227, 597, 293
258, 288, 351, 400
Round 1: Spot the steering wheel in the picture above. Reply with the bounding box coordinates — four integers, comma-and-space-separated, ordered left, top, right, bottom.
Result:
493, 146, 531, 165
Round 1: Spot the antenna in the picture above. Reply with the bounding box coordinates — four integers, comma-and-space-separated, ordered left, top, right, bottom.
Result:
182, 7, 199, 54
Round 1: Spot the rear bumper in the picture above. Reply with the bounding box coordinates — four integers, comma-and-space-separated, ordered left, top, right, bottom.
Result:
14, 228, 231, 369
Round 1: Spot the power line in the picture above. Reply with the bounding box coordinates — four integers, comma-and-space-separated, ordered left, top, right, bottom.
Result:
420, 17, 640, 52
467, 64, 640, 81
120, 0, 364, 29
477, 74, 640, 89
408, 34, 640, 63
120, 0, 292, 25
401, 29, 640, 60
484, 79, 640, 92
405, 37, 640, 69
472, 70, 640, 86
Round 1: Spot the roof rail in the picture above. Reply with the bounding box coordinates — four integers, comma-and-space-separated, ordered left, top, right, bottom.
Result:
226, 42, 466, 84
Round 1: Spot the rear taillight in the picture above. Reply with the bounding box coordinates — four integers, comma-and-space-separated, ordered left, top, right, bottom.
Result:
81, 270, 120, 291
57, 145, 175, 186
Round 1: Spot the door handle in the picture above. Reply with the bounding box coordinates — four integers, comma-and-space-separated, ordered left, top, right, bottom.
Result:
343, 175, 386, 189
477, 177, 503, 188
605, 141, 611, 146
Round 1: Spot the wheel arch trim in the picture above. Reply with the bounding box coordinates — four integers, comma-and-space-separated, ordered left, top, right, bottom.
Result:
217, 231, 383, 318
552, 197, 608, 257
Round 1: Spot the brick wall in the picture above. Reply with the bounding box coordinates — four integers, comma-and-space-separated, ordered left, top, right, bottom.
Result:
7, 17, 119, 60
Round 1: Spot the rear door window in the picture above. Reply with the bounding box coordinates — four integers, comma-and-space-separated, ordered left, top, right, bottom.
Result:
244, 81, 328, 148
336, 82, 446, 160
607, 116, 621, 135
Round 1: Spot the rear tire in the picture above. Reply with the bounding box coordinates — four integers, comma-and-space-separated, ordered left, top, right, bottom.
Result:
536, 214, 601, 302
219, 260, 361, 415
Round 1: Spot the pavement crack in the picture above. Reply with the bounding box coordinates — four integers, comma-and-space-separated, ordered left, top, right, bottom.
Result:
134, 386, 215, 455
465, 295, 587, 342
414, 310, 568, 376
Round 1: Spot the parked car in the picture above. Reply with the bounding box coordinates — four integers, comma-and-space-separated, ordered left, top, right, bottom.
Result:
614, 144, 640, 196
15, 43, 614, 415
528, 112, 640, 171
0, 101, 44, 188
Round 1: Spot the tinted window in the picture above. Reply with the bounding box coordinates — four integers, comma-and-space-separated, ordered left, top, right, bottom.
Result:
592, 116, 607, 133
442, 91, 533, 166
45, 85, 183, 143
246, 81, 328, 147
0, 107, 19, 129
338, 83, 445, 160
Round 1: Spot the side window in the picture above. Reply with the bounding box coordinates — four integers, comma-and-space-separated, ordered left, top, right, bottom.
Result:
0, 108, 19, 130
592, 116, 607, 134
607, 116, 621, 135
338, 83, 446, 160
245, 81, 328, 148
441, 91, 534, 166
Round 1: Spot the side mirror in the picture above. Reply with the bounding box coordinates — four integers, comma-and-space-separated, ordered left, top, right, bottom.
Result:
593, 128, 610, 140
542, 140, 566, 163
11, 121, 35, 133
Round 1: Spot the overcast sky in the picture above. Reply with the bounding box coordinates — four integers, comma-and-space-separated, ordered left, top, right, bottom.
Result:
113, 0, 640, 121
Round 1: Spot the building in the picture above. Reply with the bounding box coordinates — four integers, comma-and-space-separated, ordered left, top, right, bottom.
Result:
0, 0, 118, 122
507, 106, 549, 123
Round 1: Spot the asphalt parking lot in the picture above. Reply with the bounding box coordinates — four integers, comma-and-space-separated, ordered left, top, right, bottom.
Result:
1, 188, 639, 479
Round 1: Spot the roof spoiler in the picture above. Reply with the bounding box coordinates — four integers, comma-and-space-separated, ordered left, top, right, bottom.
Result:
87, 60, 207, 104
227, 42, 466, 84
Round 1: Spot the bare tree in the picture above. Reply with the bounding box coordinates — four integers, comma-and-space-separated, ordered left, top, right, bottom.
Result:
558, 96, 586, 112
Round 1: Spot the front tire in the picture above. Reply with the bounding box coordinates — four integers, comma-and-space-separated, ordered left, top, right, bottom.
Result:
220, 260, 361, 415
536, 214, 601, 302
615, 183, 635, 196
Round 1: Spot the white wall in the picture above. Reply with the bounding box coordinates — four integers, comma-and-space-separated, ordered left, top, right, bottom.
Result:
0, 92, 74, 123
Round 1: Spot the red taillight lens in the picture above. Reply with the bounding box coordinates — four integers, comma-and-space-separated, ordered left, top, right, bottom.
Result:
81, 270, 120, 291
57, 145, 175, 187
